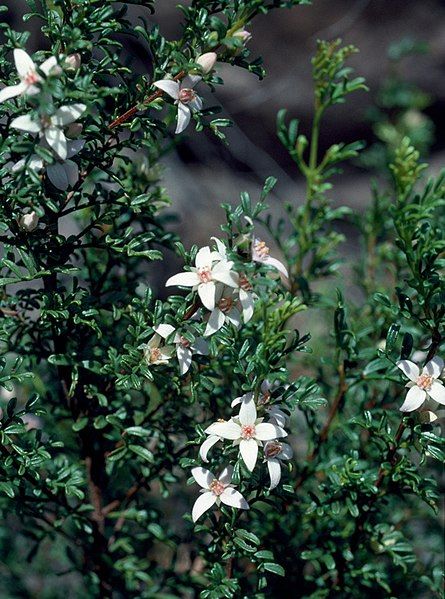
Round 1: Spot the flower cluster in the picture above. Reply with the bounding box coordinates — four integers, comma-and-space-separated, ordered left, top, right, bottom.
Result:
0, 48, 85, 193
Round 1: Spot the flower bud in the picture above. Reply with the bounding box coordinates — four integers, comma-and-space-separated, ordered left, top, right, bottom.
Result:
65, 53, 81, 71
233, 28, 252, 44
19, 211, 39, 232
196, 52, 217, 74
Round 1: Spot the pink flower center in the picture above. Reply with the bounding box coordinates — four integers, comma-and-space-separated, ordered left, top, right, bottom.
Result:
241, 424, 256, 440
178, 88, 196, 104
239, 274, 253, 292
218, 297, 233, 313
264, 441, 282, 458
198, 267, 212, 283
254, 240, 270, 259
149, 347, 162, 363
210, 479, 225, 496
416, 373, 433, 390
23, 70, 40, 86
179, 335, 191, 348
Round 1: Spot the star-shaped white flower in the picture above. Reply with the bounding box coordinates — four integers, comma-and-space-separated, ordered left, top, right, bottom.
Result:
155, 323, 209, 375
397, 356, 445, 412
10, 104, 86, 160
252, 238, 289, 279
204, 286, 242, 337
263, 440, 293, 490
141, 332, 175, 366
191, 465, 249, 522
205, 394, 287, 471
154, 75, 203, 134
0, 49, 60, 103
166, 246, 239, 311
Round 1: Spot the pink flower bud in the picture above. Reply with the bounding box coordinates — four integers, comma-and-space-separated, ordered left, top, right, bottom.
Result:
19, 211, 39, 232
196, 52, 217, 74
65, 53, 81, 71
233, 28, 252, 43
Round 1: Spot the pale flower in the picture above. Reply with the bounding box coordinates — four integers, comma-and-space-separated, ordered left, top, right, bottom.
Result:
153, 75, 203, 134
191, 465, 249, 522
263, 440, 293, 490
195, 52, 217, 74
205, 394, 287, 471
0, 49, 60, 103
19, 210, 39, 232
252, 238, 289, 279
166, 246, 239, 311
204, 286, 241, 337
11, 104, 86, 160
233, 28, 252, 43
155, 323, 209, 375
396, 356, 445, 412
199, 433, 222, 463
141, 332, 175, 366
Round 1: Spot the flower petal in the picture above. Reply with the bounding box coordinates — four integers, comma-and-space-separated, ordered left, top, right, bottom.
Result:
204, 308, 225, 337
0, 82, 27, 102
220, 488, 249, 510
256, 423, 287, 441
198, 281, 216, 311
11, 114, 41, 133
239, 395, 257, 426
227, 308, 241, 328
14, 49, 35, 79
53, 103, 86, 126
63, 159, 79, 187
264, 256, 289, 279
267, 458, 282, 490
205, 420, 241, 440
177, 345, 192, 375
212, 262, 239, 287
267, 406, 288, 428
279, 442, 294, 460
155, 324, 176, 339
193, 337, 209, 356
46, 163, 69, 190
182, 75, 201, 88
191, 467, 214, 490
195, 246, 212, 269
422, 356, 444, 379
66, 139, 85, 158
199, 435, 221, 462
192, 491, 216, 522
165, 271, 200, 288
240, 289, 254, 323
175, 103, 191, 134
218, 465, 233, 485
189, 95, 203, 112
399, 385, 426, 412
45, 126, 68, 159
427, 381, 445, 405
240, 438, 258, 471
396, 360, 420, 382
39, 55, 59, 76
153, 79, 180, 99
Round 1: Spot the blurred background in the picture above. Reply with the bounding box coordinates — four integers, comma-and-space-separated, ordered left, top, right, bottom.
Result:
2, 0, 445, 252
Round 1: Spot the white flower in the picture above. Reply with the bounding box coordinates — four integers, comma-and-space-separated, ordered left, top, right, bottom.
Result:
263, 440, 293, 490
155, 323, 209, 375
19, 210, 39, 232
11, 104, 86, 160
12, 139, 84, 190
153, 75, 203, 134
396, 356, 445, 412
166, 246, 239, 311
252, 238, 289, 279
232, 381, 289, 427
0, 49, 60, 103
195, 52, 217, 74
199, 434, 222, 463
204, 286, 241, 337
238, 274, 255, 323
141, 332, 175, 366
191, 465, 249, 522
205, 393, 287, 471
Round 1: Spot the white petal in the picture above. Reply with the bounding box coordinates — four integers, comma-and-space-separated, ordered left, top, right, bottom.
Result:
256, 423, 287, 441
0, 82, 27, 102
268, 407, 288, 428
153, 79, 180, 99
39, 56, 59, 76
189, 95, 203, 112
204, 308, 225, 337
192, 337, 209, 356
240, 289, 254, 323
231, 394, 245, 408
397, 360, 420, 382
211, 237, 227, 259
218, 465, 233, 485
399, 386, 426, 412
267, 458, 282, 490
195, 246, 212, 269
220, 488, 249, 510
47, 163, 69, 190
45, 126, 67, 159
226, 308, 241, 328
175, 103, 191, 134
239, 395, 257, 425
199, 435, 221, 463
205, 421, 241, 440
240, 438, 258, 471
14, 49, 35, 79
191, 467, 214, 490
427, 381, 445, 405
182, 75, 201, 88
66, 139, 85, 158
279, 442, 294, 460
53, 103, 86, 126
198, 281, 216, 311
11, 114, 41, 133
192, 491, 216, 522
165, 271, 200, 288
264, 256, 289, 279
212, 262, 239, 287
177, 345, 192, 375
62, 159, 79, 187
422, 357, 444, 379
155, 324, 176, 339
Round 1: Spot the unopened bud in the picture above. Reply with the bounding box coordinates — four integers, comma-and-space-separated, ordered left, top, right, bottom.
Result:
196, 52, 217, 74
418, 410, 438, 424
65, 53, 81, 71
233, 28, 252, 43
19, 211, 39, 232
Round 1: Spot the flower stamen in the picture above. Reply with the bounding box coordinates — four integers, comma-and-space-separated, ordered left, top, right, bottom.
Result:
178, 88, 196, 104
240, 424, 256, 440
209, 479, 225, 496
416, 373, 433, 390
